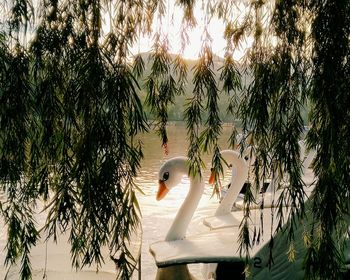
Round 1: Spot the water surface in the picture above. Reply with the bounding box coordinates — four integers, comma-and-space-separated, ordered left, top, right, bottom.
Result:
0, 124, 235, 279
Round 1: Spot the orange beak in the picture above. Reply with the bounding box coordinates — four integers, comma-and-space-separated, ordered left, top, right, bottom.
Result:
156, 180, 169, 201
209, 170, 217, 185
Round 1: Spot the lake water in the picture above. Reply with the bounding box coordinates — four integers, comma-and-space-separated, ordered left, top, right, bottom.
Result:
0, 124, 235, 280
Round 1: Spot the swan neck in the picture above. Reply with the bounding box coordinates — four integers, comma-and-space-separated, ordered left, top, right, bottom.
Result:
165, 175, 204, 241
215, 157, 248, 216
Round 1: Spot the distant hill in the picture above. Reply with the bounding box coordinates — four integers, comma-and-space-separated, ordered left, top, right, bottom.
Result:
134, 52, 310, 126
134, 52, 244, 124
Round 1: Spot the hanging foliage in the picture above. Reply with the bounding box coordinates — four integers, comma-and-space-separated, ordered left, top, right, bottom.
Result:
1, 0, 350, 279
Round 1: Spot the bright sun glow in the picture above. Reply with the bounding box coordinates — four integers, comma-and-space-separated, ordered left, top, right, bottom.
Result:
134, 2, 247, 61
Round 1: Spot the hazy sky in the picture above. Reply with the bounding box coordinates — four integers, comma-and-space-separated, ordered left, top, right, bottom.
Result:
134, 2, 228, 59
22, 0, 248, 60
134, 1, 253, 60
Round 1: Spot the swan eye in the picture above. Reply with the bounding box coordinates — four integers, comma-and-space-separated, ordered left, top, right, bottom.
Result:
228, 164, 233, 168
244, 156, 249, 161
163, 172, 169, 181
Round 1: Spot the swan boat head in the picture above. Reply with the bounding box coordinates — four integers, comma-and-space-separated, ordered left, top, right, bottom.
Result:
209, 150, 249, 216
156, 156, 188, 201
209, 150, 248, 184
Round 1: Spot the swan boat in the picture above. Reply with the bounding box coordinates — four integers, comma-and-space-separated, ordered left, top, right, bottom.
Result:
149, 150, 350, 279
